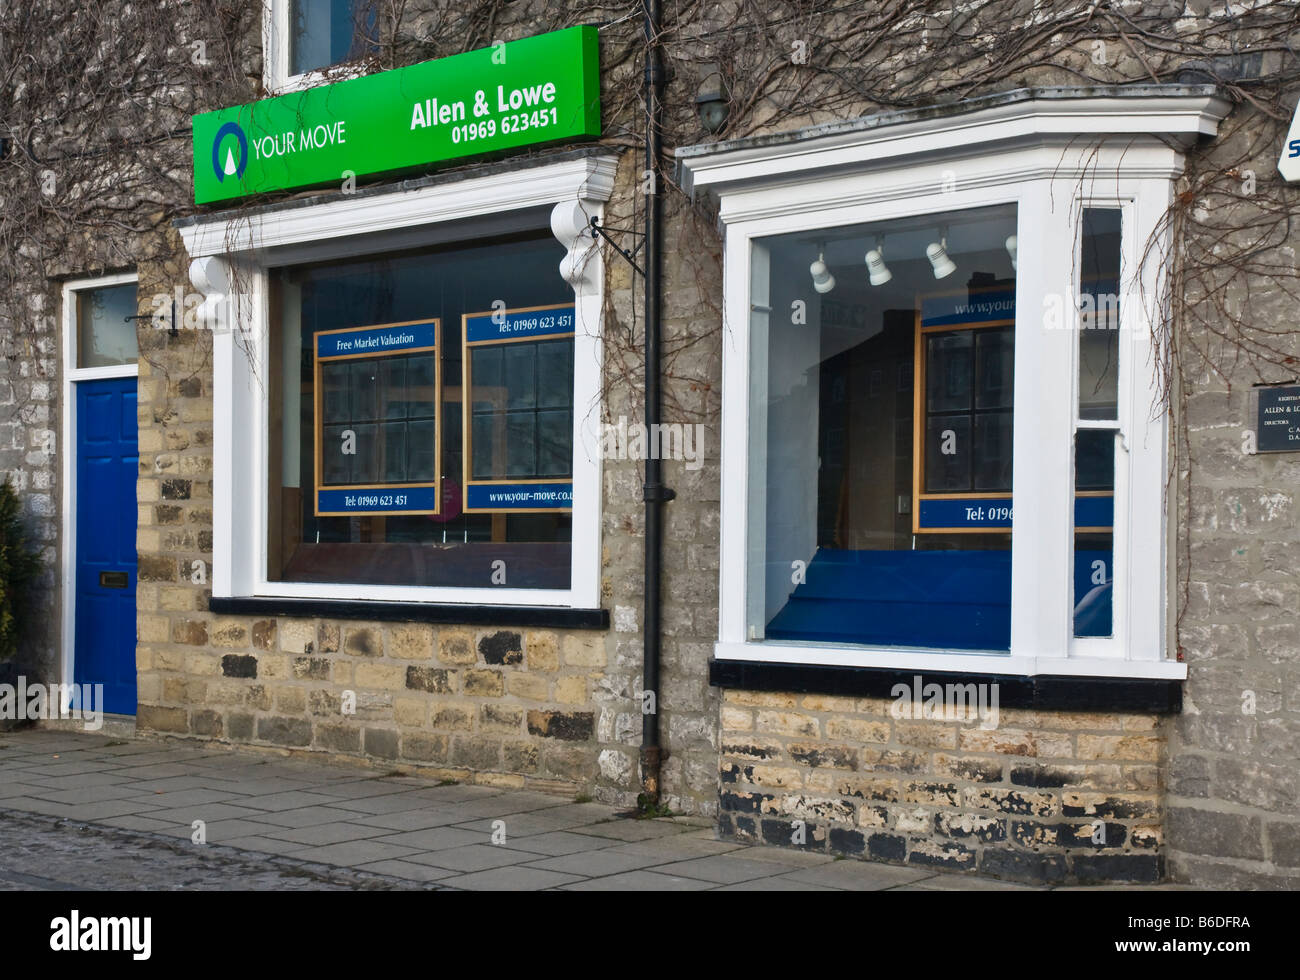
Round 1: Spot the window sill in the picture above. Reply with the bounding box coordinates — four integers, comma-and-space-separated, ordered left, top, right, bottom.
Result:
265, 63, 368, 96
709, 657, 1182, 714
208, 595, 609, 630
714, 640, 1185, 681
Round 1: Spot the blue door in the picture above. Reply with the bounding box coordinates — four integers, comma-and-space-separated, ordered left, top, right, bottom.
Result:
74, 377, 138, 715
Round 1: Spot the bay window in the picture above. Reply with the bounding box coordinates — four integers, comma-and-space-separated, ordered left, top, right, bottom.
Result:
682, 87, 1230, 678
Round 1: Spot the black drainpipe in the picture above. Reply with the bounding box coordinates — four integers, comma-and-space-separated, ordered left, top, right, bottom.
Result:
639, 0, 672, 809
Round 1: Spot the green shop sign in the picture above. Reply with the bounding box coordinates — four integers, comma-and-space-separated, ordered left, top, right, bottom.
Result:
192, 26, 600, 204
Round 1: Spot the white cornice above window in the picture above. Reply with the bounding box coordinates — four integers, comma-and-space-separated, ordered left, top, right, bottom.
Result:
179, 154, 619, 260
677, 85, 1233, 210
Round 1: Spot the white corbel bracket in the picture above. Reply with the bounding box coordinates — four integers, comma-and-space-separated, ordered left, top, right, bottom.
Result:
551, 199, 601, 289
188, 255, 231, 331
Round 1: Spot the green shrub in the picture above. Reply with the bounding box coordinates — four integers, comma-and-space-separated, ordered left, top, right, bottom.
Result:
0, 477, 42, 662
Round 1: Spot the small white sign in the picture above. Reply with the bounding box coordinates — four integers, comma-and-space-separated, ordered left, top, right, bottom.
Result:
1279, 101, 1300, 181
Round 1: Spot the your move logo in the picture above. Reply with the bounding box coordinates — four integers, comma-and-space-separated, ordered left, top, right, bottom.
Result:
49, 910, 151, 960
211, 120, 248, 182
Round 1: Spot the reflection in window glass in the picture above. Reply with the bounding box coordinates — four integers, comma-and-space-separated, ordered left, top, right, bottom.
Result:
472, 338, 574, 481
267, 232, 573, 590
1074, 430, 1115, 637
320, 352, 436, 486
290, 0, 379, 76
1073, 207, 1121, 637
750, 203, 1017, 650
77, 283, 138, 368
1079, 208, 1121, 421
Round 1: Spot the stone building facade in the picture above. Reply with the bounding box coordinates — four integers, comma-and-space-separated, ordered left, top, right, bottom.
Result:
2, 1, 1298, 887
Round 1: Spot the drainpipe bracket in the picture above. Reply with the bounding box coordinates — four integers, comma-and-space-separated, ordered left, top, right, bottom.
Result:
642, 483, 676, 503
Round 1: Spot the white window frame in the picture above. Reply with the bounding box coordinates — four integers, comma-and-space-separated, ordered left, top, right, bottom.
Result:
680, 90, 1230, 680
60, 271, 140, 694
178, 154, 616, 609
264, 0, 372, 95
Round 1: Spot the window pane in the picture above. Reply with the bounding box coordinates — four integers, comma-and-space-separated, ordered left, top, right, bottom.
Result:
322, 424, 350, 483
926, 333, 972, 413
537, 409, 572, 477
975, 327, 1013, 409
1079, 208, 1121, 421
925, 416, 971, 492
290, 0, 378, 76
749, 202, 1016, 650
1074, 429, 1114, 637
505, 412, 537, 477
537, 340, 573, 409
381, 359, 407, 418
504, 344, 537, 410
382, 421, 407, 481
471, 413, 498, 480
321, 363, 351, 422
406, 419, 436, 482
350, 360, 379, 421
267, 233, 573, 589
77, 283, 138, 368
972, 410, 1013, 491
351, 422, 379, 483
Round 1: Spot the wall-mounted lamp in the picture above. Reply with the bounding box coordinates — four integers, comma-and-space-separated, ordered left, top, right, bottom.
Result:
810, 251, 835, 294
695, 65, 730, 134
926, 230, 956, 279
1005, 234, 1018, 272
865, 239, 892, 286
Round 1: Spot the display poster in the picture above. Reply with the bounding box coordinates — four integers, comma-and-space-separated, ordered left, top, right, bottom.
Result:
313, 320, 441, 516
913, 287, 1114, 532
462, 304, 575, 513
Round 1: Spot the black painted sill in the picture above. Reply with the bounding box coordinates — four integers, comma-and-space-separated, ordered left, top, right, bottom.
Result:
710, 659, 1182, 714
207, 595, 608, 630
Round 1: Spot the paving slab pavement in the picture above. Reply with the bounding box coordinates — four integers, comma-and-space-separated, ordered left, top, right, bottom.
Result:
0, 728, 1057, 891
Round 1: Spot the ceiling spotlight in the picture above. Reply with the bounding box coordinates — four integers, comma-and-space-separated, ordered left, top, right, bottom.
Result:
1005, 234, 1018, 272
810, 251, 836, 294
926, 233, 956, 279
865, 240, 892, 286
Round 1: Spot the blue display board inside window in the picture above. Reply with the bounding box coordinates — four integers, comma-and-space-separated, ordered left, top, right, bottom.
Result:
313, 320, 441, 516
461, 304, 575, 513
912, 287, 1113, 532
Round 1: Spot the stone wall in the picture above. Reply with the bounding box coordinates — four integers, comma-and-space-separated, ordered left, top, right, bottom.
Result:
0, 304, 59, 685
137, 616, 616, 794
717, 690, 1166, 884
1161, 106, 1300, 889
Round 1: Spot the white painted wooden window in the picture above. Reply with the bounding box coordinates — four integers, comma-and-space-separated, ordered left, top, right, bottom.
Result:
680, 90, 1231, 679
264, 0, 376, 94
179, 155, 616, 608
